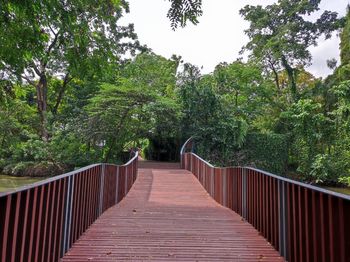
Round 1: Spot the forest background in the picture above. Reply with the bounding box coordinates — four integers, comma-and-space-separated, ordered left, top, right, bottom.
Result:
1, 0, 350, 187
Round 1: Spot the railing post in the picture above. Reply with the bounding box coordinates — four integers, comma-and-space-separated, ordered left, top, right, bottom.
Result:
115, 166, 119, 204
135, 157, 138, 181
125, 166, 128, 195
203, 162, 206, 186
61, 175, 74, 256
186, 154, 189, 171
210, 168, 214, 197
223, 168, 227, 207
99, 164, 105, 216
190, 155, 193, 173
278, 180, 288, 258
183, 154, 186, 169
197, 156, 200, 179
131, 159, 134, 181
242, 168, 247, 219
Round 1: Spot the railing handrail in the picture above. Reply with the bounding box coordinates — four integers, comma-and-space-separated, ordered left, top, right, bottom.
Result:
182, 138, 350, 201
180, 136, 193, 155
0, 151, 139, 198
186, 151, 215, 168
122, 150, 139, 166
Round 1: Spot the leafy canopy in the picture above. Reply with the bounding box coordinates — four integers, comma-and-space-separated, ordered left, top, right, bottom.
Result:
240, 0, 342, 100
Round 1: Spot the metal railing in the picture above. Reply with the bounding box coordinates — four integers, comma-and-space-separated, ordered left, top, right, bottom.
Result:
0, 152, 138, 262
181, 137, 350, 262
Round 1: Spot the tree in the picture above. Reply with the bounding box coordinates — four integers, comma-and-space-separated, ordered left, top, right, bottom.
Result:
0, 0, 138, 140
340, 6, 350, 66
213, 61, 274, 121
86, 52, 180, 162
178, 63, 249, 165
240, 0, 342, 101
337, 6, 350, 80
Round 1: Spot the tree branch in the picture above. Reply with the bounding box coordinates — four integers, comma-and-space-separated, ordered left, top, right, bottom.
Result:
30, 62, 42, 76
267, 56, 281, 92
42, 27, 60, 68
52, 73, 72, 115
20, 74, 36, 86
1, 63, 36, 86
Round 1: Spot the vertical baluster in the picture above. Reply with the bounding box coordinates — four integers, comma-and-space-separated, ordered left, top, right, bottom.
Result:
115, 166, 120, 204
31, 187, 43, 261
28, 187, 39, 261
52, 179, 62, 262
99, 164, 105, 215
20, 191, 30, 261
1, 195, 12, 261
338, 198, 345, 262
10, 192, 21, 262
46, 181, 57, 262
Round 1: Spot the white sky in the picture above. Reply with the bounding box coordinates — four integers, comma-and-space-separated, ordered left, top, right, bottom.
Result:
121, 0, 349, 78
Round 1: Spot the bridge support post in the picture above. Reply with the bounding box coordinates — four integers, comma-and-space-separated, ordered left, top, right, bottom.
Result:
99, 164, 105, 216
61, 175, 74, 256
242, 168, 247, 219
278, 180, 288, 258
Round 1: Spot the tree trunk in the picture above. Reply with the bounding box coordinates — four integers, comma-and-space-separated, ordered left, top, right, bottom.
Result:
270, 64, 281, 93
52, 73, 71, 116
36, 74, 49, 141
281, 55, 298, 101
267, 56, 281, 94
104, 137, 117, 163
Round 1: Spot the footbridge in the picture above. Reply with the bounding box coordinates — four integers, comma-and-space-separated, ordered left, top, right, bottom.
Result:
1, 138, 349, 261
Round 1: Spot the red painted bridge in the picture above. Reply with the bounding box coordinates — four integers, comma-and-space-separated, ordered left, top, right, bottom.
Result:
62, 161, 282, 261
1, 138, 350, 262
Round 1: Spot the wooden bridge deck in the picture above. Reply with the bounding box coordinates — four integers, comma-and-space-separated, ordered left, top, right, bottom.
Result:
62, 161, 283, 261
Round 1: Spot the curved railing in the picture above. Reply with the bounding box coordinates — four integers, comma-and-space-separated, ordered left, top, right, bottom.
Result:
181, 137, 350, 262
0, 152, 138, 262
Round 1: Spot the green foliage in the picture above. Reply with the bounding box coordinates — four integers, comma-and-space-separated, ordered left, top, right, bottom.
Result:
2, 134, 56, 177
178, 63, 250, 166
0, 0, 139, 140
310, 154, 337, 184
244, 133, 289, 175
0, 0, 136, 77
280, 99, 332, 179
49, 131, 102, 168
85, 52, 180, 162
167, 0, 202, 29
1, 128, 102, 176
339, 177, 350, 187
240, 0, 342, 100
340, 7, 350, 66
